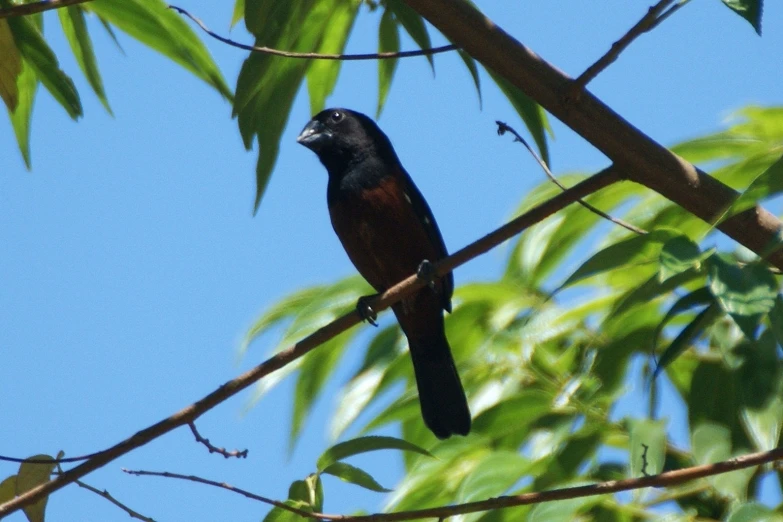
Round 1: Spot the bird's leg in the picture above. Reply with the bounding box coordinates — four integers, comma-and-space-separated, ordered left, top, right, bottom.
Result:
416, 259, 437, 290
356, 294, 379, 327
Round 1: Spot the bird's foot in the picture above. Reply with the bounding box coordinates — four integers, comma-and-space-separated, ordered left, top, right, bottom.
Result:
356, 294, 379, 327
416, 260, 437, 290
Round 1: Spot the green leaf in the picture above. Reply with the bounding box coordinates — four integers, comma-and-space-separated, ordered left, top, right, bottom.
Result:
376, 8, 399, 118
262, 500, 312, 522
387, 0, 433, 70
527, 485, 600, 522
726, 502, 783, 522
322, 461, 391, 492
6, 14, 82, 119
0, 475, 16, 504
457, 451, 530, 504
629, 419, 666, 478
488, 68, 550, 166
231, 0, 245, 27
769, 295, 783, 348
306, 0, 358, 114
16, 455, 56, 522
610, 267, 703, 317
457, 49, 481, 108
58, 6, 111, 114
727, 153, 783, 217
708, 254, 778, 339
316, 436, 431, 471
88, 0, 231, 99
721, 0, 764, 35
689, 362, 746, 446
655, 301, 722, 377
472, 392, 552, 442
659, 235, 711, 282
560, 229, 678, 290
738, 331, 783, 451
8, 55, 37, 168
290, 330, 354, 450
0, 19, 21, 111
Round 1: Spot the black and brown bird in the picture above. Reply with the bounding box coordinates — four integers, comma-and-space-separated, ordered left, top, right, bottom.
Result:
297, 108, 471, 439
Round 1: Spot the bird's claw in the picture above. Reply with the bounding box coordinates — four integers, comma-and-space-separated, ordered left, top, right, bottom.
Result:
417, 260, 437, 290
356, 295, 379, 327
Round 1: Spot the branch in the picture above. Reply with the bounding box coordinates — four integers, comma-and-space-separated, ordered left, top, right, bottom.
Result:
573, 0, 684, 90
169, 5, 458, 61
0, 168, 619, 518
75, 480, 155, 522
496, 121, 647, 236
188, 422, 248, 459
0, 0, 92, 19
402, 0, 783, 271
125, 447, 783, 521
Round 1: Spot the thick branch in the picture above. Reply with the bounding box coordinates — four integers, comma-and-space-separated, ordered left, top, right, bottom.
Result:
0, 0, 92, 19
403, 0, 783, 270
0, 169, 619, 518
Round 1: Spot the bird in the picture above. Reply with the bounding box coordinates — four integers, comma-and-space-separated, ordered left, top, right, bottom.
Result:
296, 108, 471, 439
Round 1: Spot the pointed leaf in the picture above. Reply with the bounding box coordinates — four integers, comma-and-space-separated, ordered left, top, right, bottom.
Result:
655, 302, 721, 377
262, 500, 311, 522
456, 50, 481, 107
0, 19, 21, 111
654, 286, 715, 348
58, 6, 111, 113
769, 295, 783, 348
322, 462, 391, 492
316, 436, 431, 471
17, 454, 56, 522
457, 451, 531, 503
8, 54, 36, 168
387, 0, 433, 69
708, 254, 778, 339
721, 0, 763, 35
659, 235, 711, 282
87, 0, 231, 99
6, 14, 82, 119
727, 153, 783, 216
231, 0, 245, 27
306, 0, 358, 114
726, 502, 783, 522
561, 229, 678, 290
376, 9, 399, 118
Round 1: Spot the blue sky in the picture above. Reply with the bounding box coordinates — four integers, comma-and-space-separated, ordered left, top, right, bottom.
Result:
2, 1, 782, 520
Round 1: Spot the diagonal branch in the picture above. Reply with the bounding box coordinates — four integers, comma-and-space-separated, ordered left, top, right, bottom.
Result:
573, 0, 685, 90
402, 0, 783, 270
125, 446, 783, 521
170, 5, 458, 61
0, 0, 92, 19
0, 168, 620, 518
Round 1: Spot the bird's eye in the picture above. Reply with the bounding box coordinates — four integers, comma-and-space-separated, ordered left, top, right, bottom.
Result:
330, 111, 343, 123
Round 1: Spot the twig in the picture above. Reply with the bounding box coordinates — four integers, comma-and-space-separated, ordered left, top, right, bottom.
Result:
123, 469, 312, 519
640, 444, 651, 477
0, 0, 92, 19
124, 446, 783, 521
0, 452, 101, 465
0, 168, 620, 518
188, 422, 248, 459
75, 480, 155, 522
572, 0, 685, 90
169, 5, 458, 61
496, 121, 647, 235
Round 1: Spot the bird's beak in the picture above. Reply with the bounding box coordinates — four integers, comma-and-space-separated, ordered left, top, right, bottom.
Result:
296, 120, 332, 151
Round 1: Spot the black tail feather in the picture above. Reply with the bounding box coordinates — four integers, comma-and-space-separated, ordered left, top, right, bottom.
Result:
408, 331, 470, 439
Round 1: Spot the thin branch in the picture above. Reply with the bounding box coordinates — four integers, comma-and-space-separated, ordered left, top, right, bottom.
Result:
75, 480, 155, 522
169, 5, 458, 61
0, 0, 92, 19
188, 422, 248, 459
0, 452, 105, 465
0, 169, 620, 518
496, 121, 647, 235
125, 447, 783, 521
123, 469, 313, 519
572, 0, 684, 90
